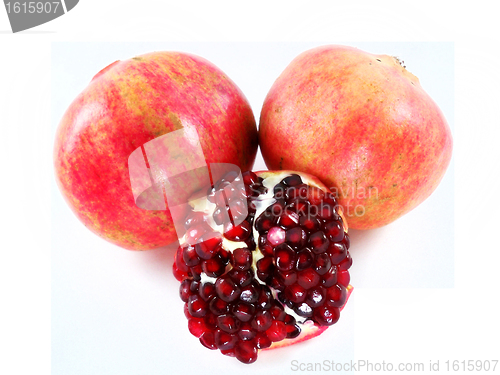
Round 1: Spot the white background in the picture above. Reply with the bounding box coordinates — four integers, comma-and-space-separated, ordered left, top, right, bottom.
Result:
1, 1, 499, 375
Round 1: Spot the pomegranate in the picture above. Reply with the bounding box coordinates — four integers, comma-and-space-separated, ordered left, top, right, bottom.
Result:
173, 170, 352, 364
54, 51, 258, 250
259, 45, 453, 229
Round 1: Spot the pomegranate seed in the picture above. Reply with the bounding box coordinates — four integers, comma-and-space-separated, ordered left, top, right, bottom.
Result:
184, 303, 191, 319
185, 224, 210, 245
306, 186, 325, 205
218, 247, 230, 264
269, 199, 286, 215
258, 236, 274, 257
182, 244, 200, 267
207, 186, 224, 205
204, 312, 218, 330
297, 268, 320, 289
189, 280, 200, 293
286, 324, 301, 339
325, 284, 347, 307
189, 265, 202, 280
324, 192, 338, 206
321, 266, 338, 287
172, 262, 189, 281
255, 211, 275, 233
282, 174, 303, 187
269, 302, 287, 321
209, 297, 229, 315
238, 322, 256, 341
284, 314, 296, 325
188, 317, 207, 338
232, 302, 256, 322
273, 183, 288, 199
284, 284, 307, 303
278, 210, 299, 228
195, 235, 222, 260
342, 232, 350, 249
239, 282, 261, 303
338, 253, 353, 270
230, 248, 253, 270
188, 295, 208, 318
267, 226, 286, 246
309, 231, 329, 254
287, 184, 309, 200
215, 276, 241, 303
228, 198, 248, 223
299, 215, 321, 232
175, 246, 189, 271
324, 220, 344, 242
245, 236, 256, 251
274, 243, 296, 271
199, 331, 217, 350
313, 253, 332, 275
313, 305, 340, 326
276, 270, 297, 286
214, 329, 238, 350
294, 302, 313, 318
220, 348, 236, 357
266, 320, 287, 342
179, 279, 192, 302
228, 268, 254, 287
337, 269, 350, 287
306, 286, 326, 308
224, 220, 251, 241
327, 242, 347, 264
184, 211, 205, 229
285, 227, 307, 249
270, 276, 285, 292
217, 314, 240, 333
257, 286, 273, 310
199, 282, 216, 301
242, 170, 258, 186
213, 205, 230, 226
256, 256, 274, 283
296, 248, 314, 271
235, 340, 258, 364
254, 332, 271, 349
201, 256, 225, 277
251, 310, 273, 332
289, 199, 309, 215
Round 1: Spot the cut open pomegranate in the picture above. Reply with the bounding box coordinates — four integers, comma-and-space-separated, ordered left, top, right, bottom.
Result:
173, 170, 352, 364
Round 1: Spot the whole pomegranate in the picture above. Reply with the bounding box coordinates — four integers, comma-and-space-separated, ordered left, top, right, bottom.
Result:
174, 170, 352, 364
54, 52, 258, 250
259, 45, 453, 229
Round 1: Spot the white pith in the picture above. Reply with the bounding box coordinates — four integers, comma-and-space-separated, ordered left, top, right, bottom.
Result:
180, 171, 328, 325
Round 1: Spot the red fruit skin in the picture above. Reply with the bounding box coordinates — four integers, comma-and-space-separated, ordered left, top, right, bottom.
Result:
259, 45, 453, 229
54, 52, 258, 250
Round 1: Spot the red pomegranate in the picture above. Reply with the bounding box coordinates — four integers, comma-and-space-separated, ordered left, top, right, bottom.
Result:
173, 170, 352, 364
54, 52, 258, 250
259, 45, 453, 229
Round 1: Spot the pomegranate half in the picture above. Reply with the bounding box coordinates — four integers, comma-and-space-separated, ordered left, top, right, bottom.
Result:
54, 52, 258, 250
174, 170, 352, 364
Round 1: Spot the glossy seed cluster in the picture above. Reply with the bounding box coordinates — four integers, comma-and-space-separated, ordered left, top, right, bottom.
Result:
173, 171, 351, 364
254, 174, 351, 326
